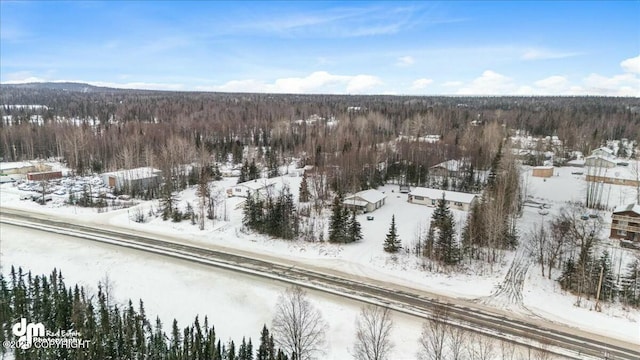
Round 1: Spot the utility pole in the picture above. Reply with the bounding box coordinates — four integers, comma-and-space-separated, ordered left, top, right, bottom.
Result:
595, 264, 604, 312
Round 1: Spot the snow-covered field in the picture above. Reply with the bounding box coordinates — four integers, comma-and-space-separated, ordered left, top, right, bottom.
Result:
1, 163, 639, 346
1, 223, 425, 359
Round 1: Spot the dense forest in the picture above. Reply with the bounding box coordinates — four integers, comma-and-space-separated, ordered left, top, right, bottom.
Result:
0, 267, 289, 360
2, 84, 639, 196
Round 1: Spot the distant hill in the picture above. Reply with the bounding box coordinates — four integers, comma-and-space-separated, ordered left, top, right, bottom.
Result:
1, 82, 124, 93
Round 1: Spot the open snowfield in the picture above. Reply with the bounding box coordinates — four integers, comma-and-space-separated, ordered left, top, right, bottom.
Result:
1, 163, 639, 346
0, 224, 425, 359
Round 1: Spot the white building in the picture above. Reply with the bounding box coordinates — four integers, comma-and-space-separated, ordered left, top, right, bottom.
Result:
228, 178, 278, 198
407, 187, 477, 211
343, 189, 386, 213
101, 167, 162, 191
590, 147, 615, 158
585, 155, 617, 169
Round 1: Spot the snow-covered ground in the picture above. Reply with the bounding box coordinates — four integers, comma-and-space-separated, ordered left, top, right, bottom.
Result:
1, 223, 425, 359
1, 163, 639, 346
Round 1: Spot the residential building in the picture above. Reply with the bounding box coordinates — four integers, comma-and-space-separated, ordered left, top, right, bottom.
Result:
585, 166, 640, 188
407, 187, 477, 211
610, 204, 640, 243
585, 155, 616, 168
429, 159, 468, 177
227, 178, 277, 198
343, 189, 386, 213
590, 147, 615, 158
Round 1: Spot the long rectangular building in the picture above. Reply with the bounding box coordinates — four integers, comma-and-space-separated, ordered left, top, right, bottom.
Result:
407, 187, 477, 211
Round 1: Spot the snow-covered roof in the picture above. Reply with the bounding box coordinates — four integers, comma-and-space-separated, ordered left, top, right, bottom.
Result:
585, 155, 617, 163
613, 203, 640, 215
103, 167, 161, 180
533, 166, 553, 170
346, 189, 386, 204
592, 147, 614, 155
343, 199, 368, 207
409, 187, 477, 204
0, 161, 34, 171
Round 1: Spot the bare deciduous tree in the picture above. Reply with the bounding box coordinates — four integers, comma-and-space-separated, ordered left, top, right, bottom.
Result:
272, 286, 327, 360
448, 325, 468, 360
419, 307, 449, 360
499, 340, 516, 360
352, 305, 394, 360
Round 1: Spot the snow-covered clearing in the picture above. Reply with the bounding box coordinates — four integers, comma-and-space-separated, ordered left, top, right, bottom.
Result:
1, 163, 639, 346
1, 223, 425, 359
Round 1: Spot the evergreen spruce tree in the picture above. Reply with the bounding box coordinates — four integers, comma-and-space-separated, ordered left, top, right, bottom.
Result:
595, 251, 616, 302
257, 325, 274, 360
559, 257, 576, 291
347, 210, 363, 243
267, 149, 279, 178
227, 340, 237, 360
383, 215, 401, 253
298, 173, 310, 203
487, 142, 503, 189
238, 160, 249, 184
424, 226, 435, 258
248, 160, 260, 181
431, 194, 461, 264
621, 260, 640, 307
328, 195, 348, 243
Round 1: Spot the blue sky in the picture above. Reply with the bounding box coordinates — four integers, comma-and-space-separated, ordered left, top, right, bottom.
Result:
1, 1, 639, 96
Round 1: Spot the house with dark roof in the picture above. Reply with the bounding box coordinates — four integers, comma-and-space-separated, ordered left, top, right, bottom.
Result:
429, 159, 468, 177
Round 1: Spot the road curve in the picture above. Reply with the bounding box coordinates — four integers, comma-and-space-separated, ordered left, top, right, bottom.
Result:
1, 208, 638, 359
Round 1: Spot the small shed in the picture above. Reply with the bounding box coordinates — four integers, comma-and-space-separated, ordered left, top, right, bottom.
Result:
532, 166, 554, 178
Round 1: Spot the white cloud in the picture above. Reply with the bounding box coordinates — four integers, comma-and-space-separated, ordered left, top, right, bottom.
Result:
521, 48, 581, 60
534, 75, 568, 89
89, 81, 187, 91
457, 70, 515, 95
580, 73, 640, 96
410, 78, 433, 90
442, 81, 463, 87
396, 56, 415, 67
211, 71, 382, 94
621, 55, 640, 74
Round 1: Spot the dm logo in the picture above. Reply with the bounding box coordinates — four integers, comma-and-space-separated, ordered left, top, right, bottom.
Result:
12, 318, 45, 349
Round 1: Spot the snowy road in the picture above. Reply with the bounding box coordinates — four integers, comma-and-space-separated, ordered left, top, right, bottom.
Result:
1, 208, 638, 359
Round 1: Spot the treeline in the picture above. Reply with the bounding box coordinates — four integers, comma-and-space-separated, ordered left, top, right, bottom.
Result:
524, 203, 640, 309
401, 144, 522, 266
2, 86, 639, 197
0, 267, 289, 360
242, 187, 299, 240
559, 252, 640, 308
